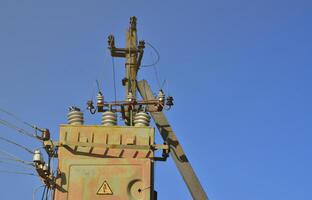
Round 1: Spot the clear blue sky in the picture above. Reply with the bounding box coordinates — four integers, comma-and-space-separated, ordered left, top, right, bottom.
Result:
0, 0, 311, 199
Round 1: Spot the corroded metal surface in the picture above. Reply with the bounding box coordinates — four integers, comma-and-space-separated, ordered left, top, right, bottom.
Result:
54, 125, 155, 200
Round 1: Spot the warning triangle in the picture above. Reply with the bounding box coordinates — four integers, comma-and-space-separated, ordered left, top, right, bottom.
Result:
97, 181, 113, 195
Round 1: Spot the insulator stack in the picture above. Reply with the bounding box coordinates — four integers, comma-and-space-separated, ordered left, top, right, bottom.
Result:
102, 111, 117, 126
134, 111, 150, 127
67, 107, 84, 125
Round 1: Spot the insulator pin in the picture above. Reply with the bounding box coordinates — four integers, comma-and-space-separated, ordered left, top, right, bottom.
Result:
127, 92, 135, 101
158, 90, 165, 103
67, 106, 84, 125
102, 111, 117, 126
97, 92, 104, 104
134, 112, 150, 127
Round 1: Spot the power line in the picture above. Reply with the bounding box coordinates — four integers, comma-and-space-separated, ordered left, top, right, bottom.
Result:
0, 159, 34, 170
41, 186, 47, 200
0, 107, 35, 129
33, 185, 45, 200
0, 149, 34, 166
0, 118, 40, 140
0, 169, 37, 177
0, 135, 34, 154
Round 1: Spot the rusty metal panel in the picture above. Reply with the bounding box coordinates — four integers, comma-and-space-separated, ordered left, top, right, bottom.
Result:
55, 125, 155, 200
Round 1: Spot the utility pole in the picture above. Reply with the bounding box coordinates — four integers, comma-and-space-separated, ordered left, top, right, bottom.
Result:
108, 16, 146, 126
125, 16, 138, 98
32, 16, 208, 200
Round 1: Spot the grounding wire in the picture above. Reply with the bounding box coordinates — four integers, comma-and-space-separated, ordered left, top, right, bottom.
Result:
0, 118, 40, 140
0, 135, 34, 154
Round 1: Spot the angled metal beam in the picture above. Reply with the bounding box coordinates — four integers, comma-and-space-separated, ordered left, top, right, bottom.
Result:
137, 80, 209, 200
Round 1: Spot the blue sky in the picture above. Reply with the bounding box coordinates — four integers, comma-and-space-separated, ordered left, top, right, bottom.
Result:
0, 0, 311, 199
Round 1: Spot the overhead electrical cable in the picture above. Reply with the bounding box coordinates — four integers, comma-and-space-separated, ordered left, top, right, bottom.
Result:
0, 118, 40, 140
0, 159, 34, 170
0, 169, 37, 176
0, 148, 34, 166
0, 107, 35, 129
33, 185, 45, 200
41, 186, 47, 200
0, 135, 34, 154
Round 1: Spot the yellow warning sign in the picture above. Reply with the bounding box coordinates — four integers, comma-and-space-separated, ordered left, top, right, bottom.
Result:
97, 181, 113, 195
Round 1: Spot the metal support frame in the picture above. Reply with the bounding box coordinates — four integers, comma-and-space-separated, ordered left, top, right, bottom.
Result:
138, 80, 209, 200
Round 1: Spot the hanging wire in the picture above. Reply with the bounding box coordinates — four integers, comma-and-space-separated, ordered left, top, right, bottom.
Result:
45, 187, 50, 200
41, 186, 47, 200
0, 159, 34, 170
0, 157, 34, 169
0, 148, 34, 166
111, 57, 117, 102
0, 118, 40, 140
0, 169, 37, 177
0, 108, 46, 138
141, 42, 160, 68
0, 135, 34, 154
152, 50, 162, 90
0, 107, 35, 129
33, 185, 45, 200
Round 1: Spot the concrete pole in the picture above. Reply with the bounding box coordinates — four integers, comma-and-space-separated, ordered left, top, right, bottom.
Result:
125, 16, 138, 99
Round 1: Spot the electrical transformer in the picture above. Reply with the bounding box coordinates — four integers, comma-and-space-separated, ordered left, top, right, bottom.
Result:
55, 125, 156, 200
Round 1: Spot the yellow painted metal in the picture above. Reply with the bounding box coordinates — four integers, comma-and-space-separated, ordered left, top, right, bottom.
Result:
54, 125, 155, 200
